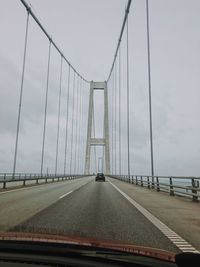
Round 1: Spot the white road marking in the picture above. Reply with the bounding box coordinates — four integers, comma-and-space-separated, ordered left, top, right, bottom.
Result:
108, 180, 199, 253
59, 190, 73, 199
58, 179, 92, 200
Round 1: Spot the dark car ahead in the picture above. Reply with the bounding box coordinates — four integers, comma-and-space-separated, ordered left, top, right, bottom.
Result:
95, 173, 105, 182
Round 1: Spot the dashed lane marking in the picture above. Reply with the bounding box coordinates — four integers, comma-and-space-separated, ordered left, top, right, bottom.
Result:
108, 180, 199, 253
58, 179, 92, 200
59, 190, 73, 199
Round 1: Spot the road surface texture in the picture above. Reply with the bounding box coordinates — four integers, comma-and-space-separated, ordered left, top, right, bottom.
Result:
0, 176, 93, 231
9, 178, 181, 253
107, 177, 200, 251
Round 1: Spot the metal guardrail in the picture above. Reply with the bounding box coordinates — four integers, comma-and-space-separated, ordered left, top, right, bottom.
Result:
0, 173, 90, 189
108, 175, 200, 202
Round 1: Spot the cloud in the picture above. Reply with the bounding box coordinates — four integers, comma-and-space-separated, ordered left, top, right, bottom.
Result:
1, 0, 200, 177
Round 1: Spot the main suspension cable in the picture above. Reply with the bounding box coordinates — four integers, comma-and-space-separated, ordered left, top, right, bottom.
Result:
107, 0, 132, 82
20, 0, 89, 83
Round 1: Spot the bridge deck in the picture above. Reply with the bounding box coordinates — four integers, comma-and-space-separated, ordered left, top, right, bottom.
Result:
109, 177, 200, 251
0, 176, 199, 253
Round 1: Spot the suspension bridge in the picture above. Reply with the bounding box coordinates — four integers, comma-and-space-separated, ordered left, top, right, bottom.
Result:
0, 0, 200, 254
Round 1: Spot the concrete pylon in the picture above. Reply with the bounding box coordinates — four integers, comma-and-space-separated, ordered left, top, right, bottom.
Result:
84, 81, 110, 175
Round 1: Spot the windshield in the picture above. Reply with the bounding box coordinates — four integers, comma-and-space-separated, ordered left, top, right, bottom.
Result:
0, 0, 199, 257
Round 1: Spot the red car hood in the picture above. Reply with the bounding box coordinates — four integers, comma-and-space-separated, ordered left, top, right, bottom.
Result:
0, 232, 175, 262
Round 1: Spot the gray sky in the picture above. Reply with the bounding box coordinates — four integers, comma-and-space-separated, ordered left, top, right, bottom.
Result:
0, 0, 200, 176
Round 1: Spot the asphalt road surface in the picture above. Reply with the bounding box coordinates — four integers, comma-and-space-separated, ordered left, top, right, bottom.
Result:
3, 177, 180, 253
0, 176, 93, 231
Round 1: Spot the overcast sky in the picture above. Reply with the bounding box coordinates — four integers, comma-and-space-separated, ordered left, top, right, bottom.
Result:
0, 0, 200, 176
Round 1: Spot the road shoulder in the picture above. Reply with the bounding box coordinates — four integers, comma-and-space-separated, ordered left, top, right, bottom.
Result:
107, 177, 200, 251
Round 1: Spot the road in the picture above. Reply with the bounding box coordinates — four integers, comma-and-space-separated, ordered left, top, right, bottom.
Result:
0, 176, 92, 231
0, 176, 182, 253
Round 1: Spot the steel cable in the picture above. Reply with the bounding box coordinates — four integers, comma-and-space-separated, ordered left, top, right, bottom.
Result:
92, 102, 97, 173
114, 62, 117, 175
69, 71, 76, 175
107, 0, 132, 81
77, 79, 83, 174
20, 0, 89, 83
146, 0, 154, 178
40, 40, 51, 175
63, 65, 71, 175
13, 10, 30, 176
55, 56, 63, 175
119, 46, 122, 175
74, 76, 79, 174
126, 17, 131, 179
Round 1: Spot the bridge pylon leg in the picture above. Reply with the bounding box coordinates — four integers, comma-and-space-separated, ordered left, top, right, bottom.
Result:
84, 81, 110, 175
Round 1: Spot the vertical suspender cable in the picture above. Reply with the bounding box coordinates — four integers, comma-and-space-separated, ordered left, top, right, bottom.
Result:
70, 71, 76, 175
75, 76, 81, 174
119, 46, 122, 175
81, 84, 85, 174
55, 56, 63, 175
63, 65, 71, 175
76, 80, 80, 174
74, 76, 79, 174
102, 143, 105, 173
85, 82, 90, 174
81, 82, 87, 174
73, 73, 77, 175
109, 80, 112, 173
41, 39, 51, 175
13, 10, 30, 176
113, 65, 115, 174
77, 79, 82, 174
107, 81, 110, 174
92, 102, 97, 173
77, 78, 81, 174
107, 81, 110, 173
111, 73, 114, 174
114, 62, 117, 175
126, 17, 131, 180
146, 0, 154, 178
81, 82, 86, 174
80, 81, 84, 174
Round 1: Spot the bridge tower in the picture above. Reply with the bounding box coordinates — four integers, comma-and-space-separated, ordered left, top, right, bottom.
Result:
84, 81, 110, 175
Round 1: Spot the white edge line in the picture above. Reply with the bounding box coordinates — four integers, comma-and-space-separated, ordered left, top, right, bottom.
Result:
59, 190, 73, 199
108, 180, 199, 253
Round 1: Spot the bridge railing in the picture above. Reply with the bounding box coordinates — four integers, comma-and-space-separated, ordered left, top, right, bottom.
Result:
0, 173, 90, 189
108, 175, 200, 202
